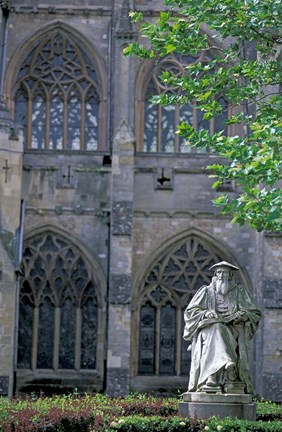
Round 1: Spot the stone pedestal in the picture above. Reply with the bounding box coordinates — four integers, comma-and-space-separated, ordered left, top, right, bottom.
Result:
179, 392, 256, 420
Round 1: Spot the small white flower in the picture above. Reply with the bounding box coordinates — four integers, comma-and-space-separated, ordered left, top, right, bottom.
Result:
179, 421, 186, 426
204, 427, 210, 431
217, 426, 223, 431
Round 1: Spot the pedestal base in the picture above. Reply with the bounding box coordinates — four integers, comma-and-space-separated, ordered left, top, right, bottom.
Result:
179, 392, 256, 420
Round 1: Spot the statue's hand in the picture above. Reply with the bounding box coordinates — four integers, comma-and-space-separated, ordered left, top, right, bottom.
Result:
205, 311, 218, 319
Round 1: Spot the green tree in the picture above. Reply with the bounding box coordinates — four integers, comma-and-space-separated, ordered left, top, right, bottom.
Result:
124, 0, 282, 232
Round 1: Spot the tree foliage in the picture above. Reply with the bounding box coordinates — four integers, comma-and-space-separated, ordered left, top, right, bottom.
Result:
124, 0, 282, 232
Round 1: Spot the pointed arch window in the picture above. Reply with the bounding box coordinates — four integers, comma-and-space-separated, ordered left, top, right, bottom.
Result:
137, 52, 229, 153
14, 31, 103, 150
17, 233, 100, 371
138, 236, 225, 376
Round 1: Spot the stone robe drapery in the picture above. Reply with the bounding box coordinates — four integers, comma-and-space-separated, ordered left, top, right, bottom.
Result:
183, 284, 261, 393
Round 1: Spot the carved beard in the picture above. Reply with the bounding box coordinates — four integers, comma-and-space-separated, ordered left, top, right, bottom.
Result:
215, 279, 229, 295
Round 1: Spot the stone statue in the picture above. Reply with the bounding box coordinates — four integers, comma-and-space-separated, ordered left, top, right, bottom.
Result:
183, 261, 261, 394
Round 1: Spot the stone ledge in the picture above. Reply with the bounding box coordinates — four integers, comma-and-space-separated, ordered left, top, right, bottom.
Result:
183, 391, 252, 404
179, 401, 256, 420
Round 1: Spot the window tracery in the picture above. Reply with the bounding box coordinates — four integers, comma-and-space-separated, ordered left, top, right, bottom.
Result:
17, 233, 99, 371
14, 31, 102, 150
138, 52, 229, 153
138, 236, 223, 376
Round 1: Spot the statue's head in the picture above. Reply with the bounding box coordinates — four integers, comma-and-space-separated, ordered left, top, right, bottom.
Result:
209, 261, 239, 293
215, 266, 232, 281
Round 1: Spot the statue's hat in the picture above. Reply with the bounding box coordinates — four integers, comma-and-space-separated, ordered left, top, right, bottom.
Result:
209, 261, 239, 271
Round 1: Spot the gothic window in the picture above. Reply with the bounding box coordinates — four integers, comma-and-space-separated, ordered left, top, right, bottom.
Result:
14, 31, 103, 150
138, 236, 224, 376
138, 52, 229, 153
17, 233, 99, 371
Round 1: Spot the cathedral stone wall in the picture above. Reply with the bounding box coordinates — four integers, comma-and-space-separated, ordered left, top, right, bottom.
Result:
261, 234, 282, 401
0, 239, 17, 396
0, 0, 280, 401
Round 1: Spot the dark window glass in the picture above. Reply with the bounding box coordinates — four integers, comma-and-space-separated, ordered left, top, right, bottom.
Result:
31, 95, 45, 149
50, 94, 63, 150
159, 303, 176, 374
68, 89, 81, 150
81, 296, 98, 369
37, 296, 55, 368
215, 96, 228, 134
138, 303, 156, 374
15, 85, 28, 145
17, 296, 33, 369
180, 103, 193, 153
59, 296, 76, 369
161, 105, 176, 152
144, 102, 158, 152
85, 88, 99, 150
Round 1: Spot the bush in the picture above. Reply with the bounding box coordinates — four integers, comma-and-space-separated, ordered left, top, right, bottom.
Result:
0, 394, 280, 431
104, 415, 282, 432
256, 399, 282, 421
205, 416, 282, 432
104, 416, 200, 432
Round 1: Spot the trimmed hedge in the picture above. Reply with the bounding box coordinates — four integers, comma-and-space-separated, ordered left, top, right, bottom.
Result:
0, 394, 281, 431
104, 415, 282, 432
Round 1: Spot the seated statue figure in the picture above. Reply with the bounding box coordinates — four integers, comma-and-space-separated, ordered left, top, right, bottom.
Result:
183, 261, 261, 394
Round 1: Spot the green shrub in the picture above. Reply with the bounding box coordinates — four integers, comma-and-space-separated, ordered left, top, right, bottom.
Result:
103, 415, 200, 432
256, 399, 282, 421
205, 416, 282, 432
0, 394, 280, 431
102, 415, 282, 432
